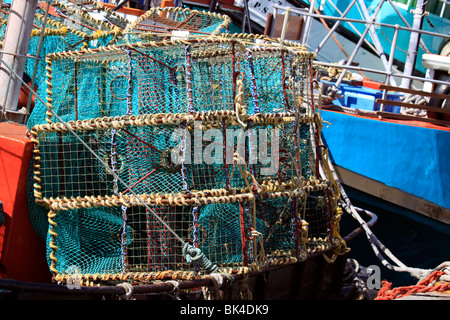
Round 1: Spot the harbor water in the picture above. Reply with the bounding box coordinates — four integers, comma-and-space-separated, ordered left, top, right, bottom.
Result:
341, 185, 450, 288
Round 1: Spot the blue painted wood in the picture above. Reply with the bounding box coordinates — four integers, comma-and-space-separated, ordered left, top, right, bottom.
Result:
321, 110, 450, 210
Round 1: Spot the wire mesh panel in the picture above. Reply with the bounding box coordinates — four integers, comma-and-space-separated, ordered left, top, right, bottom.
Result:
23, 1, 126, 128
31, 119, 316, 203
34, 124, 186, 200
33, 38, 316, 123
28, 35, 346, 285
39, 0, 128, 34
122, 7, 231, 44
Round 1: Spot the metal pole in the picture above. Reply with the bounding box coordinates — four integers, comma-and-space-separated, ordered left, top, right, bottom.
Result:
380, 24, 400, 111
314, 0, 358, 55
333, 0, 385, 89
0, 0, 38, 113
301, 0, 317, 45
400, 0, 425, 89
357, 0, 397, 86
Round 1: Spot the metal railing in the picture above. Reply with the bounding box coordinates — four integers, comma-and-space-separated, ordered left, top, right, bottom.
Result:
271, 2, 450, 113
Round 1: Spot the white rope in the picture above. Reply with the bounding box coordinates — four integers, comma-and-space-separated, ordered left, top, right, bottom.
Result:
165, 280, 181, 300
202, 273, 224, 300
116, 282, 134, 300
318, 141, 433, 280
422, 261, 450, 283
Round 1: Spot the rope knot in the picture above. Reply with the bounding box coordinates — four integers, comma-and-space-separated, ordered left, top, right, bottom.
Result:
183, 243, 218, 274
183, 243, 202, 263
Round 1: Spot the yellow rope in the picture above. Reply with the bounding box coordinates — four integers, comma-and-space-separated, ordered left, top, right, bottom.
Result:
312, 79, 350, 263
47, 208, 59, 275
34, 177, 330, 211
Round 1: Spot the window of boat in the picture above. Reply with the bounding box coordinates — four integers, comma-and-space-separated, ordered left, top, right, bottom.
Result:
425, 0, 450, 19
393, 0, 449, 20
391, 0, 418, 9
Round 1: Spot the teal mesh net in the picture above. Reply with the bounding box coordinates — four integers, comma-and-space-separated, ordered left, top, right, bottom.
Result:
23, 9, 341, 284
1, 1, 127, 128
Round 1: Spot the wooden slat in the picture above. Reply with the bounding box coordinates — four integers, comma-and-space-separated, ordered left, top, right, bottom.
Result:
334, 165, 450, 225
376, 111, 450, 127
376, 98, 450, 115
380, 84, 450, 101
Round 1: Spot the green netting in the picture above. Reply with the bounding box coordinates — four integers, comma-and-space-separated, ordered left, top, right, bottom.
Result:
28, 39, 304, 127
0, 19, 6, 41
26, 34, 342, 283
26, 158, 49, 242
5, 2, 125, 127
32, 119, 307, 204
35, 125, 187, 199
42, 200, 305, 276
46, 206, 125, 275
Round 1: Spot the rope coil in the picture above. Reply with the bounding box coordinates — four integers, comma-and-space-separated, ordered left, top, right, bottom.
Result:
376, 267, 450, 300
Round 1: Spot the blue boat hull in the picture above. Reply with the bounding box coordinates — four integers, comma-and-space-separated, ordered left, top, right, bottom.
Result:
321, 110, 450, 224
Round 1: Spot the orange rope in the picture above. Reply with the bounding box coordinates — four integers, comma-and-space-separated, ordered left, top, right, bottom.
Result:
375, 270, 450, 300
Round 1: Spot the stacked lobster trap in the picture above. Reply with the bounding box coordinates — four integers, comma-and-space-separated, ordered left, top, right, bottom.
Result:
122, 5, 231, 42
27, 32, 346, 285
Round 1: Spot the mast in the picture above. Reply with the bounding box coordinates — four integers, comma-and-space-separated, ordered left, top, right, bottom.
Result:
400, 0, 426, 89
0, 0, 38, 118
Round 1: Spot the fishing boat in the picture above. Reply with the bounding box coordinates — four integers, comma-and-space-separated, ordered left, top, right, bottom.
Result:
258, 1, 450, 225
247, 0, 450, 299
268, 0, 450, 72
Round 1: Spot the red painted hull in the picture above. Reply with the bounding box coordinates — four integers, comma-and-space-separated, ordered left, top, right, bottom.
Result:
0, 122, 51, 283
